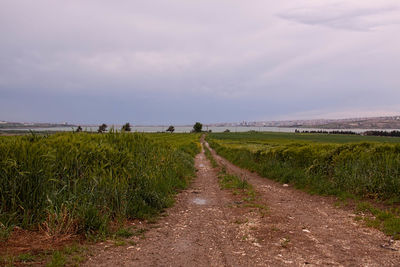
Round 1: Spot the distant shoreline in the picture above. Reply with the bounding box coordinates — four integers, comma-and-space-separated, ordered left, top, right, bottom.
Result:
2, 126, 400, 135
2, 115, 400, 130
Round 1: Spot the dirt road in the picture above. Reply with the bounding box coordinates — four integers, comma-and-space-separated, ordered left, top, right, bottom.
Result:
85, 140, 400, 266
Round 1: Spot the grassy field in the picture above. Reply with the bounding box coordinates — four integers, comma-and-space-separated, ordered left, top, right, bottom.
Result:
212, 131, 400, 145
207, 131, 400, 237
0, 132, 200, 239
207, 132, 400, 199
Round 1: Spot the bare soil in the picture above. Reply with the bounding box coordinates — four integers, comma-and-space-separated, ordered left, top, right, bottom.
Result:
0, 228, 80, 265
84, 140, 400, 266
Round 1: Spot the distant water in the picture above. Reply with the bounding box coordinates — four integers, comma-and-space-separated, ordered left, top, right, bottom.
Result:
2, 126, 400, 133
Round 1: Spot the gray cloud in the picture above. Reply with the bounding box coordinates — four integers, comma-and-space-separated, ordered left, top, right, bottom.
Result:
0, 0, 400, 124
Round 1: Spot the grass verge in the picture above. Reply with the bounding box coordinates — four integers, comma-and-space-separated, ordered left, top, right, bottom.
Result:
204, 143, 218, 168
355, 201, 400, 239
218, 167, 268, 215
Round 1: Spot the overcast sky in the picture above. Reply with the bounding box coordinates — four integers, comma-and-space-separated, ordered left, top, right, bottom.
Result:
1, 0, 400, 125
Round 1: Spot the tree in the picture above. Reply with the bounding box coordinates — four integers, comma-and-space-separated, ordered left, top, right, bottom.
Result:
121, 122, 131, 132
224, 129, 230, 133
166, 125, 175, 133
98, 123, 107, 133
193, 122, 202, 133
75, 126, 83, 132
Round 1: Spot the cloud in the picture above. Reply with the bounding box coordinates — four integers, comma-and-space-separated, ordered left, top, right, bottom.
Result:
279, 2, 400, 31
276, 106, 400, 121
0, 0, 400, 124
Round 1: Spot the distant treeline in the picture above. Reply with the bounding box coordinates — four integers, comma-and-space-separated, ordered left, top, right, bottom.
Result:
295, 129, 359, 135
294, 129, 400, 137
364, 130, 400, 137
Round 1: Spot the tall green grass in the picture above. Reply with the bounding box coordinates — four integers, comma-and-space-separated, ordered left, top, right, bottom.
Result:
0, 132, 199, 235
145, 133, 201, 157
207, 133, 400, 200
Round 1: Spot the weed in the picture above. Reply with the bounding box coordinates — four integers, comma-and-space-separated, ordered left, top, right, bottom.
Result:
71, 254, 85, 265
219, 173, 251, 191
47, 251, 66, 267
356, 202, 375, 214
115, 227, 134, 238
242, 190, 256, 202
44, 244, 88, 266
62, 243, 86, 255
18, 253, 36, 262
244, 203, 269, 211
114, 240, 126, 246
128, 240, 137, 246
146, 217, 159, 224
217, 168, 268, 216
234, 218, 248, 224
354, 216, 363, 221
221, 165, 227, 174
271, 226, 279, 232
385, 197, 400, 206
243, 203, 269, 217
0, 223, 11, 241
204, 145, 218, 168
125, 227, 149, 239
354, 201, 400, 239
42, 205, 77, 237
365, 218, 381, 229
280, 237, 290, 248
0, 255, 15, 267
